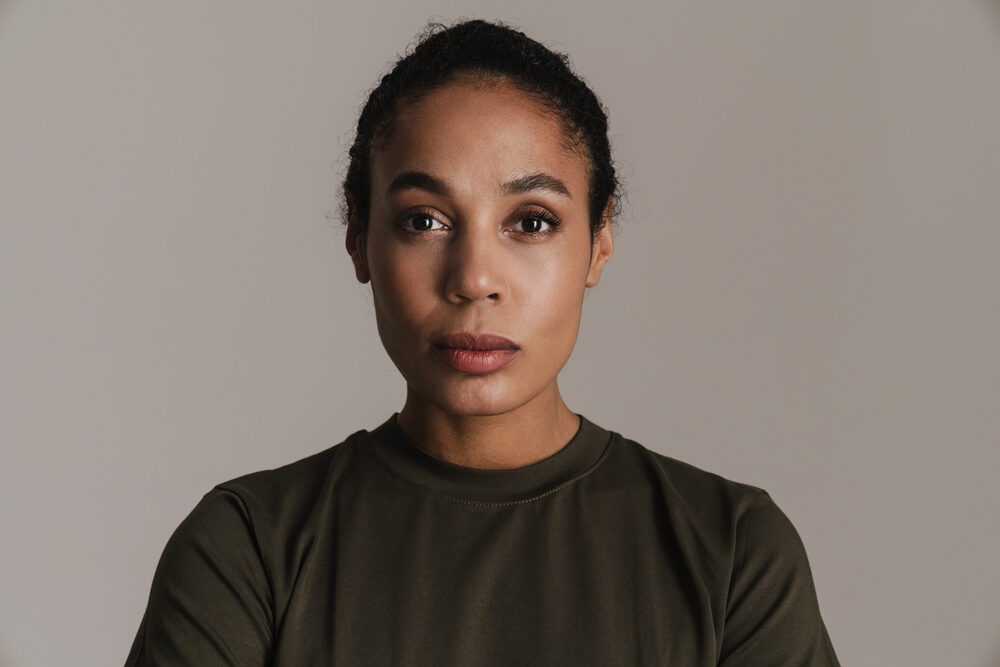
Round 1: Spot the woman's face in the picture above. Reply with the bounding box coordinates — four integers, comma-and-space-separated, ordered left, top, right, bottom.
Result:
348, 78, 613, 417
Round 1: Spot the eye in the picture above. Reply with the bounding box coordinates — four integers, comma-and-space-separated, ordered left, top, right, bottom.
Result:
517, 217, 551, 234
511, 209, 562, 236
400, 212, 448, 233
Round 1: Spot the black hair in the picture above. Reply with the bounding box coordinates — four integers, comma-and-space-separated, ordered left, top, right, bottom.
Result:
342, 19, 621, 240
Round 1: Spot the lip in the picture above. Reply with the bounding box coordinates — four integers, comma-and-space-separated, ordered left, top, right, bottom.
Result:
433, 333, 519, 351
431, 332, 520, 374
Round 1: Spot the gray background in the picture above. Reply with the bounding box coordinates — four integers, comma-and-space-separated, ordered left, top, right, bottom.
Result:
2, 1, 998, 665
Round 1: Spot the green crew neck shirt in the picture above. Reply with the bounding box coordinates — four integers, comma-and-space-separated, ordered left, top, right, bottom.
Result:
126, 414, 839, 666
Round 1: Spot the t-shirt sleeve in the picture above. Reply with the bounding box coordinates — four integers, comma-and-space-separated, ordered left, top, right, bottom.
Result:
718, 491, 840, 666
125, 487, 274, 667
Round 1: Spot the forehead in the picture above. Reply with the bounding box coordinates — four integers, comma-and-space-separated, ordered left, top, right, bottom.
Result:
370, 80, 590, 198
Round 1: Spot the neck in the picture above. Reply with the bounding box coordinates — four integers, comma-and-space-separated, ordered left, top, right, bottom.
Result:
395, 384, 581, 470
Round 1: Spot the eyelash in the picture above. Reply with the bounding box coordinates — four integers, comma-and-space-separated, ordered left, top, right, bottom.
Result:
396, 207, 563, 237
515, 207, 563, 236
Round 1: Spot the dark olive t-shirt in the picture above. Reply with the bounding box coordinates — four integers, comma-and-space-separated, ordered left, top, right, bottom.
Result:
125, 414, 839, 666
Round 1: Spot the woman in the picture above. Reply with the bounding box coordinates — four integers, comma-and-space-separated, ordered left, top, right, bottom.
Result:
127, 19, 839, 666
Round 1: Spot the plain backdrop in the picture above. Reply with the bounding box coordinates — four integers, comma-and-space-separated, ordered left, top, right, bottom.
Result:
2, 1, 998, 666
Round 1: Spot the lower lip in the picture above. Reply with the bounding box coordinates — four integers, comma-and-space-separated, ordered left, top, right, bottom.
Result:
433, 347, 519, 374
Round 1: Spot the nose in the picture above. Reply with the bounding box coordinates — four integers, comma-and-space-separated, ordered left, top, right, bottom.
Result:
444, 226, 507, 304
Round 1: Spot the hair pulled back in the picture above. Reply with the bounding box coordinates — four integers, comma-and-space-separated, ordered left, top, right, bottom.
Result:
343, 19, 620, 239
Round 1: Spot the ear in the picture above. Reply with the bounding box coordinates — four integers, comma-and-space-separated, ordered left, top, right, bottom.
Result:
585, 198, 615, 288
344, 193, 371, 284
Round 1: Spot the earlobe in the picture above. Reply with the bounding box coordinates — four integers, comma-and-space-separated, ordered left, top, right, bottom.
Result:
585, 201, 615, 288
344, 194, 371, 284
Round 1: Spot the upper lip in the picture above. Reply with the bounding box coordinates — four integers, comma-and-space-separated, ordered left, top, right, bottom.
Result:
433, 333, 520, 351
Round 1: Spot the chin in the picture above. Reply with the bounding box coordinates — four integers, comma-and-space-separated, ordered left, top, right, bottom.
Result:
436, 389, 522, 418
416, 374, 537, 418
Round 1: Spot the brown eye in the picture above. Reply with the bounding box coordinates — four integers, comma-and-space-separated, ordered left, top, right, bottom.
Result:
515, 215, 558, 235
402, 212, 446, 232
412, 215, 435, 231
521, 218, 546, 234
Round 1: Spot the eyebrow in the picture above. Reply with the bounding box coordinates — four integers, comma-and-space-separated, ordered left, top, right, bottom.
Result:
386, 171, 451, 197
501, 172, 571, 198
386, 170, 572, 199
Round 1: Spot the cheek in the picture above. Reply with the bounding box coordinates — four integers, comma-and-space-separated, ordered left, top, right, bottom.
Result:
369, 243, 436, 328
518, 248, 589, 336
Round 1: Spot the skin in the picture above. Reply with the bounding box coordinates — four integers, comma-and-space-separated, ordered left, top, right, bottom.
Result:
346, 77, 613, 470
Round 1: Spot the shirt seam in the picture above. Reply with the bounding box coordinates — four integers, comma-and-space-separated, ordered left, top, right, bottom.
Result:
209, 485, 277, 643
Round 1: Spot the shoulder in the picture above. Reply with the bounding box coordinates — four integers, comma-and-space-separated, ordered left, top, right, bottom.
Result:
631, 441, 810, 562
606, 432, 767, 529
602, 432, 838, 664
127, 433, 371, 666
601, 432, 816, 591
164, 426, 371, 578
209, 427, 368, 519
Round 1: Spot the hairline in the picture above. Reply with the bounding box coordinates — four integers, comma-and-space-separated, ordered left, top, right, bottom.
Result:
371, 71, 592, 166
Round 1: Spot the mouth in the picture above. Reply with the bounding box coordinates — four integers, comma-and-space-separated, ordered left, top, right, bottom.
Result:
433, 333, 519, 351
431, 332, 520, 374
